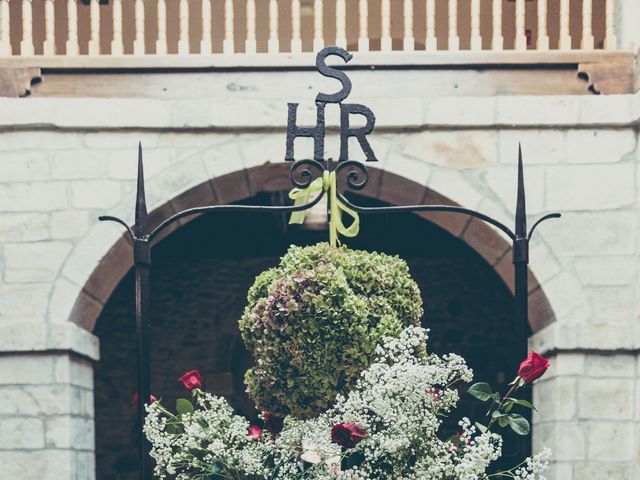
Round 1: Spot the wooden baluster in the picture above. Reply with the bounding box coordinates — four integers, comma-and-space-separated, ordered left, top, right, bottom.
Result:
177, 0, 188, 54
88, 0, 100, 55
156, 0, 166, 54
381, 0, 391, 51
604, 0, 616, 50
403, 0, 414, 51
246, 0, 257, 53
426, 0, 436, 51
43, 0, 55, 55
21, 0, 34, 56
470, 0, 481, 50
358, 0, 368, 51
292, 0, 302, 53
536, 0, 549, 51
515, 0, 526, 50
0, 0, 9, 56
448, 0, 459, 51
133, 0, 145, 54
559, 0, 571, 50
268, 0, 279, 52
336, 0, 346, 48
201, 0, 212, 53
66, 0, 79, 55
581, 0, 594, 49
111, 0, 123, 54
313, 0, 323, 51
223, 0, 234, 53
492, 0, 503, 50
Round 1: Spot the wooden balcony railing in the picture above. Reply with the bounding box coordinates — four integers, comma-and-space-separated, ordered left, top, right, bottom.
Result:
0, 1, 622, 68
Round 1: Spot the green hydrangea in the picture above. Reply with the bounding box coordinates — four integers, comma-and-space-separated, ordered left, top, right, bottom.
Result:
239, 242, 423, 419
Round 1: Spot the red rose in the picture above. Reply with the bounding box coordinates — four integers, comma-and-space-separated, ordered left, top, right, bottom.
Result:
178, 370, 202, 390
518, 351, 550, 383
248, 425, 263, 440
132, 393, 157, 409
331, 423, 367, 449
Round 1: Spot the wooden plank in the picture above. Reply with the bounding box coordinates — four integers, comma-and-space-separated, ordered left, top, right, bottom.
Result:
578, 55, 635, 94
0, 67, 40, 97
28, 67, 597, 99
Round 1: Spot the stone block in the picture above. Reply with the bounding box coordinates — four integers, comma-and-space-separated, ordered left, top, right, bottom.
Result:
83, 131, 160, 150
566, 129, 635, 164
0, 283, 50, 322
426, 96, 496, 126
587, 286, 635, 326
541, 211, 637, 257
51, 211, 91, 239
51, 150, 109, 180
53, 355, 94, 389
0, 213, 49, 242
533, 421, 585, 461
579, 379, 634, 419
0, 182, 68, 212
533, 377, 577, 421
71, 180, 121, 209
585, 354, 635, 378
0, 151, 51, 182
0, 450, 73, 480
403, 130, 498, 170
586, 422, 635, 461
541, 272, 591, 326
574, 256, 636, 286
546, 164, 635, 210
45, 416, 94, 450
0, 354, 55, 385
4, 241, 72, 282
573, 463, 635, 480
498, 129, 565, 165
496, 96, 581, 126
0, 417, 44, 449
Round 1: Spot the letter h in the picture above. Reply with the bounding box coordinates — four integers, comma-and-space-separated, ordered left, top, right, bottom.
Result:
285, 102, 326, 161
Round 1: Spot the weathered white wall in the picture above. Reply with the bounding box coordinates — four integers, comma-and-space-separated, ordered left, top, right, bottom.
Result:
0, 69, 638, 479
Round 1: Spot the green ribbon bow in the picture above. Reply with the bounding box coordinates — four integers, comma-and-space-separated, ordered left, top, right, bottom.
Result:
288, 171, 360, 247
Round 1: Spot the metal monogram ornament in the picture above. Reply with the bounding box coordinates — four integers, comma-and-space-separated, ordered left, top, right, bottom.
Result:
100, 47, 560, 480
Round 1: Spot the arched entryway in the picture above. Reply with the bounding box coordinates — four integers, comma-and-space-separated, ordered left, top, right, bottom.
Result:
88, 164, 554, 479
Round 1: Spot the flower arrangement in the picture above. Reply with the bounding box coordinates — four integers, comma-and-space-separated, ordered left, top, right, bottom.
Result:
239, 243, 423, 418
144, 326, 551, 479
144, 243, 551, 479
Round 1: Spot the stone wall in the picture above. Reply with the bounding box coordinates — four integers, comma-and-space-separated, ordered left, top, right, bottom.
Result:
0, 69, 638, 478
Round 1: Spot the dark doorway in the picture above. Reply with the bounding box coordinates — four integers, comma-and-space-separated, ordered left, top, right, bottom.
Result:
93, 191, 528, 479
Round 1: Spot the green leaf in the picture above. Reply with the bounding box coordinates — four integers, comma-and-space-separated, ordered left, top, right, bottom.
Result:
176, 398, 194, 416
165, 421, 184, 435
475, 422, 488, 434
498, 416, 509, 428
468, 382, 493, 401
510, 398, 537, 411
507, 414, 530, 435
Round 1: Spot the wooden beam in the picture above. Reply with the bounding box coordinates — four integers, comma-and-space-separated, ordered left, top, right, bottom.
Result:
0, 51, 632, 70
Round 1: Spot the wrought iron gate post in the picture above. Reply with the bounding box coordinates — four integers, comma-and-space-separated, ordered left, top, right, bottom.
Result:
513, 145, 529, 363
133, 144, 152, 480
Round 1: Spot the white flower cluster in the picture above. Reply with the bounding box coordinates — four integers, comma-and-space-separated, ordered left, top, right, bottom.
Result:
144, 326, 551, 480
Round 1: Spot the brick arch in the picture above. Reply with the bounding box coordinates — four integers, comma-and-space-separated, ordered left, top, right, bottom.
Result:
55, 161, 556, 335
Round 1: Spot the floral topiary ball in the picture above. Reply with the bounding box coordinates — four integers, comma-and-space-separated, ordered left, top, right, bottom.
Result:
239, 242, 423, 419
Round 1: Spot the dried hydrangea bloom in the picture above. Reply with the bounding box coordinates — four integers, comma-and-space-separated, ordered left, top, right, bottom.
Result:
239, 242, 423, 418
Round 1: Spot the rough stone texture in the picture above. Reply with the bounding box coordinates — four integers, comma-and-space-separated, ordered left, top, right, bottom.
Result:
0, 78, 637, 479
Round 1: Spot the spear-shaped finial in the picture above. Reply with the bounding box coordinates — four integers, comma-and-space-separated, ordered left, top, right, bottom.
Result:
515, 143, 526, 239
134, 142, 148, 238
